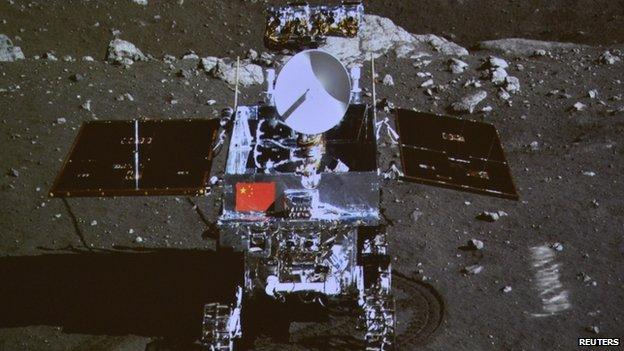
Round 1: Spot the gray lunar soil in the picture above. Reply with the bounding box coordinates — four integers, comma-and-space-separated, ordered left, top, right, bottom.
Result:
1, 1, 623, 351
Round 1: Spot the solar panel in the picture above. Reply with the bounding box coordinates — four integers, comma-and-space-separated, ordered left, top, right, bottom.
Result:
395, 109, 518, 200
50, 119, 220, 197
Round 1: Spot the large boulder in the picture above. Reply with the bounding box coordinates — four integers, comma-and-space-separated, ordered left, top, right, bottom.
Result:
451, 91, 488, 114
322, 14, 468, 66
200, 56, 220, 72
477, 38, 585, 56
412, 33, 469, 56
0, 34, 25, 62
211, 59, 264, 87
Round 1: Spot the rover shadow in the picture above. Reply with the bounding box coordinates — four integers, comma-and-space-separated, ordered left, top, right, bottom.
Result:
0, 249, 374, 349
0, 249, 244, 340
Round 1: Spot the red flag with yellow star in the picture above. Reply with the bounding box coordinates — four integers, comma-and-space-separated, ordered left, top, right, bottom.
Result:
235, 182, 276, 212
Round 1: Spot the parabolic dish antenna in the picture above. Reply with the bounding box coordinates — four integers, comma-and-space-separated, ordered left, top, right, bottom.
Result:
274, 49, 351, 135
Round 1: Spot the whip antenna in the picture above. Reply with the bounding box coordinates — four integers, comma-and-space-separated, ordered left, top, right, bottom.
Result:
234, 56, 240, 110
371, 54, 377, 126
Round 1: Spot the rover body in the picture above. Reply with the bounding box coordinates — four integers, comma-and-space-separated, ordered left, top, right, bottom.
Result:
202, 101, 397, 350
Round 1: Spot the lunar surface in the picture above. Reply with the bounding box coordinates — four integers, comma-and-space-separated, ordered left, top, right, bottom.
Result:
0, 1, 622, 350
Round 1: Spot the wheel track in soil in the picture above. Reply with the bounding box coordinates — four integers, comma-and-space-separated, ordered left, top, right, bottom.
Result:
281, 272, 445, 350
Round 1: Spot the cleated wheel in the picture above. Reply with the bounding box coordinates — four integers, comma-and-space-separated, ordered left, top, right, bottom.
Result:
362, 292, 396, 351
202, 303, 235, 351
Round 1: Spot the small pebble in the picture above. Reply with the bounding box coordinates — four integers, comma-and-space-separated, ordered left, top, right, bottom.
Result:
382, 74, 394, 86
468, 239, 484, 250
463, 265, 483, 275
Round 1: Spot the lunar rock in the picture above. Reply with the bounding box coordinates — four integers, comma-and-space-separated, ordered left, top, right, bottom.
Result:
81, 100, 92, 111
607, 107, 624, 115
420, 79, 434, 88
573, 102, 587, 111
69, 73, 84, 82
162, 54, 176, 63
468, 239, 484, 250
0, 34, 25, 62
464, 78, 482, 88
181, 52, 199, 60
487, 56, 509, 69
463, 265, 483, 275
483, 57, 517, 88
504, 76, 521, 93
451, 90, 487, 113
599, 51, 621, 65
410, 210, 423, 222
382, 74, 395, 86
478, 38, 585, 56
116, 93, 135, 102
246, 48, 258, 61
212, 59, 264, 86
412, 33, 469, 56
322, 14, 468, 66
449, 58, 469, 74
132, 0, 148, 5
321, 35, 361, 65
259, 51, 275, 65
177, 69, 192, 79
200, 56, 220, 72
498, 89, 511, 100
200, 56, 263, 86
106, 39, 147, 66
477, 210, 508, 222
44, 52, 58, 61
490, 67, 508, 85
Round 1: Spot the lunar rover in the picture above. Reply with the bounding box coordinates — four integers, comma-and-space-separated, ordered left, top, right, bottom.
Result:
50, 2, 518, 350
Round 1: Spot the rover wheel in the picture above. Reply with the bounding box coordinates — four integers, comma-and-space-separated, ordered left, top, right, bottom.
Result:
201, 303, 235, 351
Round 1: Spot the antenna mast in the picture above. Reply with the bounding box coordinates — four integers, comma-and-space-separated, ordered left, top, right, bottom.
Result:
371, 54, 377, 126
234, 56, 240, 111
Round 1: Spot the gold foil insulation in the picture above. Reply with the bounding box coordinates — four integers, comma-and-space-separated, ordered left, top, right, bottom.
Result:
264, 1, 363, 50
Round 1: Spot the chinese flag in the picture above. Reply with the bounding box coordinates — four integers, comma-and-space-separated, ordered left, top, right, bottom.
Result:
235, 182, 276, 212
